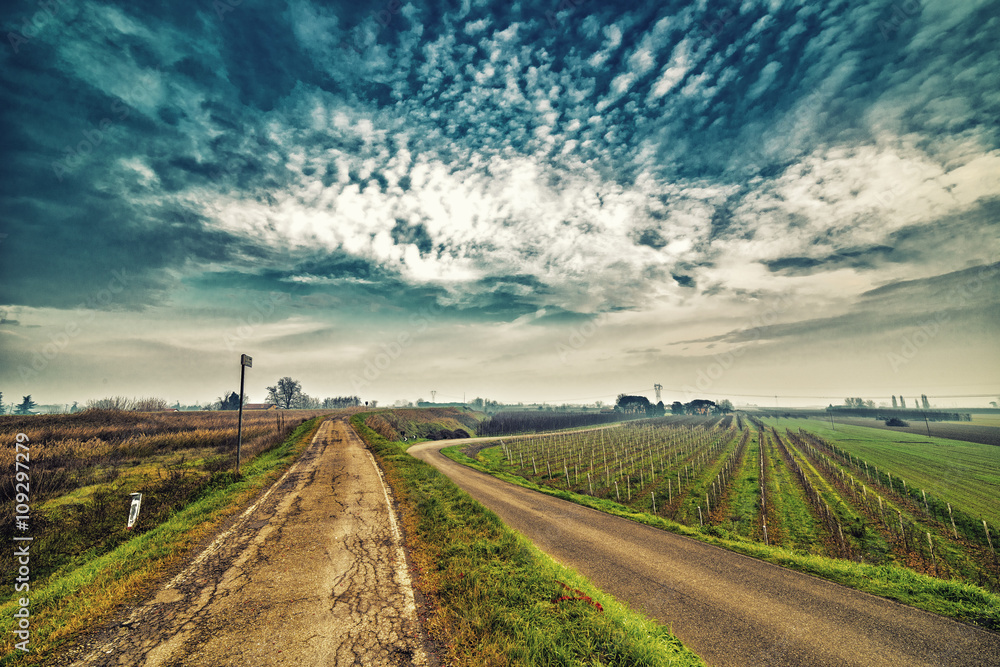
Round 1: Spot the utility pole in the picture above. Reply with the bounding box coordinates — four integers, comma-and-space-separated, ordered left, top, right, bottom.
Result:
237, 354, 252, 474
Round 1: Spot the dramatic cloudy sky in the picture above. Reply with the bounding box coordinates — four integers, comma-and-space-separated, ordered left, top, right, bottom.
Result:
1, 0, 998, 408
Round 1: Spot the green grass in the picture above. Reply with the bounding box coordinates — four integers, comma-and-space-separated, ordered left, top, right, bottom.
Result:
0, 417, 324, 664
717, 433, 762, 540
445, 443, 1000, 633
761, 433, 823, 552
767, 418, 1000, 526
352, 415, 704, 666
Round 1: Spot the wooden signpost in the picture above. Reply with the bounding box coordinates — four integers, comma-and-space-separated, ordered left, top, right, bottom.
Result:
237, 354, 252, 474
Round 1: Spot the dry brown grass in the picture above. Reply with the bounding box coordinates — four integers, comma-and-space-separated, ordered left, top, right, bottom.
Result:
0, 408, 345, 596
0, 409, 336, 503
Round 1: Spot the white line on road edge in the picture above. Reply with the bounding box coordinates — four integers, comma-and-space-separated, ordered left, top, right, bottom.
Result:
363, 445, 430, 666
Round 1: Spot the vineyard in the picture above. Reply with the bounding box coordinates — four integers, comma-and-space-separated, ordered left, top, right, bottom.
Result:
488, 415, 1000, 591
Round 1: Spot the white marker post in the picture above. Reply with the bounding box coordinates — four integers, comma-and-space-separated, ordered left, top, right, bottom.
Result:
237, 354, 252, 474
126, 493, 142, 529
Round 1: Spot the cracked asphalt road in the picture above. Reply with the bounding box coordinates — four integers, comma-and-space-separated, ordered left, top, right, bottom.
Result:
409, 438, 1000, 667
61, 418, 429, 667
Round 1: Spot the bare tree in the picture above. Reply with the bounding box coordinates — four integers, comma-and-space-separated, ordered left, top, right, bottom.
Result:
86, 396, 169, 411
133, 397, 169, 412
266, 377, 302, 409
87, 396, 134, 410
293, 393, 321, 409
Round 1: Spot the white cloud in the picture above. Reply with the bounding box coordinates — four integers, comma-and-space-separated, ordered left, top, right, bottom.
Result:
746, 60, 781, 102
648, 38, 692, 101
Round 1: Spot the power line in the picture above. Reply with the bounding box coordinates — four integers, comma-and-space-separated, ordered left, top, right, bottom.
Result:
421, 387, 998, 406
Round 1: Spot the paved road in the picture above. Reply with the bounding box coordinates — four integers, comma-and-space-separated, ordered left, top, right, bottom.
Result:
409, 439, 1000, 667
62, 418, 429, 667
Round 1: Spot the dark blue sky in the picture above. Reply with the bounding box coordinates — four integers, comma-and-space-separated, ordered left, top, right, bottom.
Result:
1, 0, 998, 407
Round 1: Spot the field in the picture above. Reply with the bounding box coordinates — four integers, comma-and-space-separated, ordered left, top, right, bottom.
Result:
0, 408, 332, 608
764, 418, 1000, 526
486, 415, 1000, 592
971, 415, 1000, 428
830, 416, 1000, 447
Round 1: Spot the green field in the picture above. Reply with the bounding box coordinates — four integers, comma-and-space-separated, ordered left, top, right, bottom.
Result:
766, 418, 1000, 527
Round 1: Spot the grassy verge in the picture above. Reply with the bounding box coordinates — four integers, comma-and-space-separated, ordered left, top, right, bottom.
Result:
1, 417, 324, 664
445, 444, 1000, 633
350, 415, 704, 666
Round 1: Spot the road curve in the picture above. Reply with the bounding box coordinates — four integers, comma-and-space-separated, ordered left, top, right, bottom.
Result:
408, 440, 1000, 667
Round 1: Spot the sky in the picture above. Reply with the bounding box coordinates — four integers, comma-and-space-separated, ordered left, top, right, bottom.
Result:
1, 0, 998, 410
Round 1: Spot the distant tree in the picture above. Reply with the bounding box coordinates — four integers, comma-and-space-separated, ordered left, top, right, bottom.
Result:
715, 399, 734, 414
132, 397, 169, 412
70, 401, 79, 413
921, 394, 930, 409
616, 394, 651, 414
685, 399, 717, 415
647, 400, 666, 417
322, 396, 361, 409
671, 401, 685, 415
266, 377, 303, 409
864, 400, 875, 409
900, 396, 907, 408
87, 396, 133, 410
892, 395, 898, 408
0, 391, 4, 414
218, 392, 242, 410
15, 395, 37, 415
293, 393, 321, 409
370, 400, 378, 408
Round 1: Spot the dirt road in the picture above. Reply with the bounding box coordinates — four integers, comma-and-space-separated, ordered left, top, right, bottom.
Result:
62, 418, 429, 667
409, 440, 1000, 667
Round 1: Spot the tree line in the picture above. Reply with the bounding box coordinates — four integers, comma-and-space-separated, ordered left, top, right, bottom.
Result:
1, 378, 367, 416
615, 394, 734, 416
